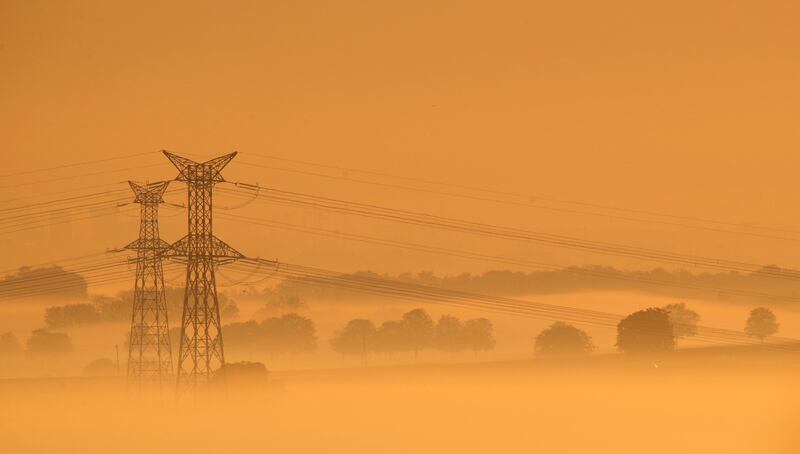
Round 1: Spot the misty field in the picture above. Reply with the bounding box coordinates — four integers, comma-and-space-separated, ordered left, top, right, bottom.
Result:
1, 347, 797, 454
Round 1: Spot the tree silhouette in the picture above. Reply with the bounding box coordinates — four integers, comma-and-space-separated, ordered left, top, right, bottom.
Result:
0, 266, 87, 299
616, 308, 674, 355
26, 329, 74, 356
663, 302, 700, 341
222, 320, 262, 346
260, 313, 317, 355
375, 320, 405, 358
462, 317, 495, 357
255, 294, 306, 318
434, 315, 466, 358
45, 303, 102, 329
330, 319, 377, 363
744, 307, 779, 343
401, 309, 435, 359
534, 321, 594, 358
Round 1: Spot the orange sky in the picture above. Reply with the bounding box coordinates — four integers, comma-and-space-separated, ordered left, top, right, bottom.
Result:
2, 0, 800, 277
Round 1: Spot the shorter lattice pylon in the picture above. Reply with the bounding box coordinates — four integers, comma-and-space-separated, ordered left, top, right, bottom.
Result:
126, 181, 173, 386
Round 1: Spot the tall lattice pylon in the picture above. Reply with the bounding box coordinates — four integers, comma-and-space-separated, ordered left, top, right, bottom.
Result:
126, 181, 173, 386
161, 151, 243, 390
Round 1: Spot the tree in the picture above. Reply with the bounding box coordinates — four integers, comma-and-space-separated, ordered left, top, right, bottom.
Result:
221, 301, 240, 320
663, 303, 700, 340
401, 309, 435, 359
223, 320, 262, 346
616, 308, 674, 355
462, 318, 495, 357
434, 315, 466, 357
255, 294, 307, 318
330, 319, 377, 363
260, 313, 317, 355
375, 320, 405, 358
0, 332, 21, 355
745, 307, 779, 343
45, 303, 102, 329
0, 266, 87, 299
534, 322, 594, 358
26, 329, 74, 356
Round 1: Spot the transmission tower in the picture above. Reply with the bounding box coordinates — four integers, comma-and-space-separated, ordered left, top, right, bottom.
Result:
125, 181, 173, 386
161, 151, 243, 390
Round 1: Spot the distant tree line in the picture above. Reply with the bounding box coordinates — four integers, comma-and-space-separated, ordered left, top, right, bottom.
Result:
330, 309, 495, 362
274, 267, 800, 307
5, 293, 782, 367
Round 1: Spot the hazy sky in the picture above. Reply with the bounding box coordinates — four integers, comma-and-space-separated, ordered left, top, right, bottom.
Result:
2, 0, 800, 276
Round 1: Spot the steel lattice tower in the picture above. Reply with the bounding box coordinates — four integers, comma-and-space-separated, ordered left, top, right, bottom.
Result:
125, 181, 173, 385
161, 151, 243, 389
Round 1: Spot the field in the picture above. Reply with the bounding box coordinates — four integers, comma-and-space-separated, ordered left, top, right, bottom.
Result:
1, 345, 797, 454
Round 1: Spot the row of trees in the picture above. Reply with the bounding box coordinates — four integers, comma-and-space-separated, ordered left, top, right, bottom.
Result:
534, 304, 781, 358
330, 309, 495, 361
6, 303, 781, 363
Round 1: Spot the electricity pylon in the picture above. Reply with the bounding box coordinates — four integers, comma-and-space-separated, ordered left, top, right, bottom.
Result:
125, 181, 173, 386
161, 151, 243, 390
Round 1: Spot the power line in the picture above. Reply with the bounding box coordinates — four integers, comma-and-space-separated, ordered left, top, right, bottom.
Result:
219, 185, 800, 279
230, 258, 800, 351
0, 151, 158, 178
216, 212, 800, 304
0, 163, 166, 190
0, 181, 127, 206
239, 152, 800, 238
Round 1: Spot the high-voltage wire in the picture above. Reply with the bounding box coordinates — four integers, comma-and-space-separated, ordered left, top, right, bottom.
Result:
237, 154, 800, 239
230, 258, 800, 352
0, 151, 157, 178
216, 212, 800, 304
218, 185, 800, 279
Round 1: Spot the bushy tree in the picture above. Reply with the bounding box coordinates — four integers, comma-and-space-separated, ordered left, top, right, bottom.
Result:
434, 315, 466, 357
330, 319, 378, 362
616, 308, 674, 355
221, 301, 240, 320
401, 309, 435, 359
223, 320, 262, 346
0, 266, 87, 299
462, 318, 495, 357
260, 313, 317, 355
255, 294, 307, 318
375, 320, 406, 357
663, 302, 700, 340
745, 307, 779, 343
26, 329, 74, 356
45, 303, 102, 329
534, 322, 594, 358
